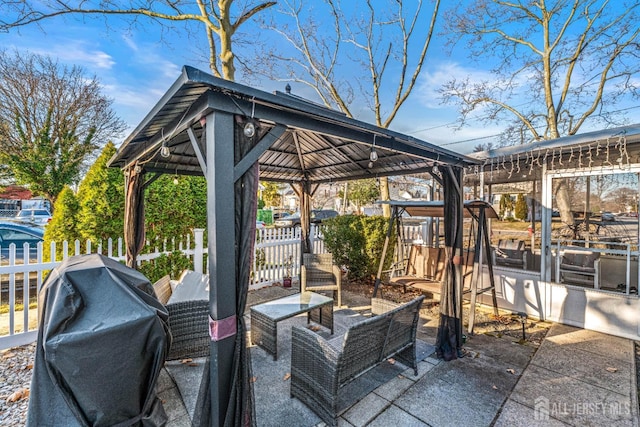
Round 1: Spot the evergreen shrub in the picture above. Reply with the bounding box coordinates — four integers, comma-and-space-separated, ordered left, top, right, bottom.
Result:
322, 215, 394, 281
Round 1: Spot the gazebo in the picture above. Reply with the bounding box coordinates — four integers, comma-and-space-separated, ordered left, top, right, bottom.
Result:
108, 66, 478, 426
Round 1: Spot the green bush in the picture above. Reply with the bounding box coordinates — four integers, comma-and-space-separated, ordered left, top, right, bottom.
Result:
76, 141, 124, 242
322, 215, 394, 281
137, 251, 193, 283
44, 186, 79, 261
515, 193, 528, 221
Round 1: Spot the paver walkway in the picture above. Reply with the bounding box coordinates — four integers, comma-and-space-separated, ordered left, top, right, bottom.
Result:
494, 323, 638, 427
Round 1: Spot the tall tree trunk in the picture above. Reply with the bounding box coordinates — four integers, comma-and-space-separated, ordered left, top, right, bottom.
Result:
379, 176, 391, 218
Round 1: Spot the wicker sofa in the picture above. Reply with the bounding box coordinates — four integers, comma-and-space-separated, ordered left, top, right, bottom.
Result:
153, 274, 210, 361
290, 295, 425, 426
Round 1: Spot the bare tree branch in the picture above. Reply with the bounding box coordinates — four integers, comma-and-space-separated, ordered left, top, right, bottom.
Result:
0, 0, 276, 80
441, 0, 640, 142
0, 50, 127, 204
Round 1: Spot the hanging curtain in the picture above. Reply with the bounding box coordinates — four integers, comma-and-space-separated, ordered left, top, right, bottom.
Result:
124, 163, 146, 268
228, 120, 259, 426
295, 181, 312, 254
436, 166, 464, 361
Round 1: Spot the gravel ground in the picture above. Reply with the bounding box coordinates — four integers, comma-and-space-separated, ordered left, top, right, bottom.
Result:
0, 343, 34, 427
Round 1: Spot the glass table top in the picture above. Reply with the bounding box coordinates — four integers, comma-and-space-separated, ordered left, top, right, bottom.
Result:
250, 292, 333, 321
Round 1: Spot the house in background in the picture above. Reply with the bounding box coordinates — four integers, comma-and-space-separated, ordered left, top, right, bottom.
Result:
0, 186, 50, 217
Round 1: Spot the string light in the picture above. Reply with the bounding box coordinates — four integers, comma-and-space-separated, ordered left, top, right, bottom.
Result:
370, 135, 379, 162
160, 141, 170, 158
558, 147, 563, 166
578, 148, 583, 168
508, 154, 514, 178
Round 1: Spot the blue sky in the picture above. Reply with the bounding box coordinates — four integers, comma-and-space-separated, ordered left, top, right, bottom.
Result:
1, 1, 636, 154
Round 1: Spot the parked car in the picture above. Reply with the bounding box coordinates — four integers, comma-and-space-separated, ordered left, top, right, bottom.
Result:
14, 208, 52, 226
256, 220, 266, 229
274, 209, 339, 227
0, 222, 44, 262
601, 211, 615, 221
272, 211, 291, 221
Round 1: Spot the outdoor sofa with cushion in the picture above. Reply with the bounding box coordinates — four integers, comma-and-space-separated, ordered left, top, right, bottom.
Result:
556, 250, 600, 288
290, 295, 425, 426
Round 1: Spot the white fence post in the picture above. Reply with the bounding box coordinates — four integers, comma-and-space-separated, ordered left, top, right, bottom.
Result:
193, 228, 205, 274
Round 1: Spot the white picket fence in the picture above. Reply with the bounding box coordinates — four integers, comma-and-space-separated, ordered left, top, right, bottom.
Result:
0, 223, 422, 349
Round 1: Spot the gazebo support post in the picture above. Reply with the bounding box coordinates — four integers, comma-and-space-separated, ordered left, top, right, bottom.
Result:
205, 111, 237, 426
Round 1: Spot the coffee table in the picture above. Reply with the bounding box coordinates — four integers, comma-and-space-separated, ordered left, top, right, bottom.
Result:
250, 292, 334, 360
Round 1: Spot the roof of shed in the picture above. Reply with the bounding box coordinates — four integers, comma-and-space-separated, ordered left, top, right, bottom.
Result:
108, 66, 477, 183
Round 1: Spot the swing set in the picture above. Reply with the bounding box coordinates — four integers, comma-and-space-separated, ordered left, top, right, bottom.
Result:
373, 200, 500, 333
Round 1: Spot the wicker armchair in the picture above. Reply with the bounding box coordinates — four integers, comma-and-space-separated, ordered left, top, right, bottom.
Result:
153, 274, 210, 361
301, 253, 342, 307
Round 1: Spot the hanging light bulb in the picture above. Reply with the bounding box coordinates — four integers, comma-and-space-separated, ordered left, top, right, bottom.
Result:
173, 175, 179, 185
244, 121, 256, 138
369, 146, 378, 162
160, 141, 170, 158
369, 135, 379, 162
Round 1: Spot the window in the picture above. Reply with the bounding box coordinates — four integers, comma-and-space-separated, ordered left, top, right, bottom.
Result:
550, 171, 639, 294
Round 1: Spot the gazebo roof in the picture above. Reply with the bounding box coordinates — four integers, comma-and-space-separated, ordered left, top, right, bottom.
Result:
108, 66, 477, 182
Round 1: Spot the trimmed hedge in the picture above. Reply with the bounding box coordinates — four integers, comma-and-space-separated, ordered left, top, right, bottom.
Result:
322, 215, 395, 281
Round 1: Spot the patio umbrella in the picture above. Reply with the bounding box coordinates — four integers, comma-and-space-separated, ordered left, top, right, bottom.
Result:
27, 253, 170, 427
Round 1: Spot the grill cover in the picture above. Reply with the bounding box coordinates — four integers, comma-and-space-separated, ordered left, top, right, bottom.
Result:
27, 254, 171, 426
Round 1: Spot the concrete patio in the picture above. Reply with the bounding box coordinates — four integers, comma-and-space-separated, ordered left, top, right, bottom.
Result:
156, 285, 639, 427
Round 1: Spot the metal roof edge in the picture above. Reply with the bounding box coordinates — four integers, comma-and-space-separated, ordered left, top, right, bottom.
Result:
110, 65, 478, 167
107, 67, 192, 167
468, 123, 640, 161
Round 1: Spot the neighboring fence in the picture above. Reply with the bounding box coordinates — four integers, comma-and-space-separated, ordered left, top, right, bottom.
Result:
250, 225, 328, 285
0, 233, 203, 349
0, 223, 424, 349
